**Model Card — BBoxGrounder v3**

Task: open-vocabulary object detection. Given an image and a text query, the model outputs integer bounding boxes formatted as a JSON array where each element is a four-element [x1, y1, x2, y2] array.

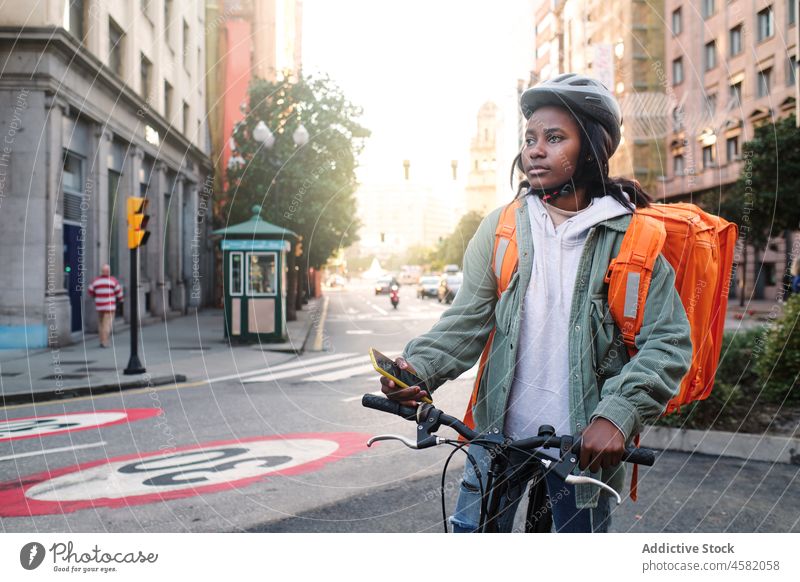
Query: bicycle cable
[[440, 441, 484, 533]]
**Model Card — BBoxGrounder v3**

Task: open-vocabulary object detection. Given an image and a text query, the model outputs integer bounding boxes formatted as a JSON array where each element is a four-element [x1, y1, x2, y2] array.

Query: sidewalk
[[0, 298, 324, 407], [723, 298, 784, 331]]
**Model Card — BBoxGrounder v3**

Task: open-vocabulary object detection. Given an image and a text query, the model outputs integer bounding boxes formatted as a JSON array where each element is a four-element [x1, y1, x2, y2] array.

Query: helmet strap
[[528, 182, 575, 203]]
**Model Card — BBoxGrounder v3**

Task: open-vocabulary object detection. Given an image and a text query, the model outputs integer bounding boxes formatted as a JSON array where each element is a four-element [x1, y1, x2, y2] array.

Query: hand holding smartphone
[[369, 348, 433, 404]]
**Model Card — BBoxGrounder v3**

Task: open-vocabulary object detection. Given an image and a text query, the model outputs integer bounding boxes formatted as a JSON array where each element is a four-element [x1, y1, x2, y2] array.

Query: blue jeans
[[449, 443, 612, 533]]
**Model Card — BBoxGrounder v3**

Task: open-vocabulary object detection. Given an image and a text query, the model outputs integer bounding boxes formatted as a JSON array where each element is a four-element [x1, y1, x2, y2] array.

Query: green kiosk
[[214, 205, 298, 343]]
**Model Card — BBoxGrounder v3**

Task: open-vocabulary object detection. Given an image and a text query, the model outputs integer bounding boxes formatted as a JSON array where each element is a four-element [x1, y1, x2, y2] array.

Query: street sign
[[0, 433, 370, 517], [0, 409, 161, 442]]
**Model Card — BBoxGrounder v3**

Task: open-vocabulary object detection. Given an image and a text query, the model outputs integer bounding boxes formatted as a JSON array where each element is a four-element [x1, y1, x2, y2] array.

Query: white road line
[[312, 364, 375, 382], [0, 441, 108, 462], [210, 353, 356, 383], [345, 330, 373, 335], [243, 354, 373, 383], [343, 390, 383, 402], [368, 302, 389, 315]]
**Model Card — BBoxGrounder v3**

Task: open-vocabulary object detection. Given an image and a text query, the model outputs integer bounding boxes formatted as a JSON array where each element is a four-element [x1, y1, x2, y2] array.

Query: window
[[757, 67, 772, 97], [183, 102, 190, 135], [247, 253, 277, 296], [672, 8, 682, 35], [702, 145, 716, 168], [673, 57, 684, 85], [672, 105, 685, 131], [64, 0, 85, 40], [729, 81, 742, 105], [789, 0, 797, 26], [673, 154, 685, 176], [729, 25, 743, 56], [140, 53, 152, 101], [704, 41, 717, 71], [705, 93, 717, 116], [726, 136, 740, 161], [109, 18, 124, 76], [62, 151, 84, 224], [183, 19, 190, 70], [757, 6, 774, 41], [164, 0, 173, 45], [164, 81, 173, 120], [229, 253, 243, 296], [702, 0, 715, 19], [788, 56, 797, 86]]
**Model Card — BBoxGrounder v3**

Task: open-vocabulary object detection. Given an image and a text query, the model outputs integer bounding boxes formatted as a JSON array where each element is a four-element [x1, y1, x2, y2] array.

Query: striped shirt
[[87, 276, 123, 312]]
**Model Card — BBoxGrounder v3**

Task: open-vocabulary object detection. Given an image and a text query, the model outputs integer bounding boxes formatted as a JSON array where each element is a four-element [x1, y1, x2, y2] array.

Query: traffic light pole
[[124, 246, 146, 375]]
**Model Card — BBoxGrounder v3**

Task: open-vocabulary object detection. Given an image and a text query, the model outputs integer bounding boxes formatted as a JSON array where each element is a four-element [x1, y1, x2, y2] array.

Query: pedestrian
[[87, 264, 124, 348], [379, 74, 692, 533]]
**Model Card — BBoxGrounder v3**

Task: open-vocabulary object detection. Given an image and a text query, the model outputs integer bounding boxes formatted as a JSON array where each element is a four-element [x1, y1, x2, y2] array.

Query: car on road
[[416, 275, 440, 299], [374, 276, 397, 295], [438, 273, 463, 304]]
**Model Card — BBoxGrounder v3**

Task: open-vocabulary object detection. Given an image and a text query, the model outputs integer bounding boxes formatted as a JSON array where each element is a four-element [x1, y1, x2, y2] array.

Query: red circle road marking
[[0, 409, 162, 442], [0, 433, 371, 517]]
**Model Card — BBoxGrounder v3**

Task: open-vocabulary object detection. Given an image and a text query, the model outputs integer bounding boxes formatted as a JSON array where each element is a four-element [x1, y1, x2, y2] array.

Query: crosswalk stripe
[[342, 390, 383, 403], [211, 353, 356, 383], [311, 351, 399, 382], [243, 354, 373, 383]]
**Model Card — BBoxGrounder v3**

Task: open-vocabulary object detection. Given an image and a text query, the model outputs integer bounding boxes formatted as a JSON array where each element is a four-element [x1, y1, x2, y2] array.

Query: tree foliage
[[435, 211, 484, 269], [223, 73, 370, 268], [716, 114, 800, 250]]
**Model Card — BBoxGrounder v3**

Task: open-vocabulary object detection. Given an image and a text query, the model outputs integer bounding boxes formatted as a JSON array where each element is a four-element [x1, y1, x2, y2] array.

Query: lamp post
[[247, 118, 309, 319]]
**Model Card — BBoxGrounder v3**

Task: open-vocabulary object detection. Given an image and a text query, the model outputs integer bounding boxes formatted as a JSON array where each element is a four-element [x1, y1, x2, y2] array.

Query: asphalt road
[[2, 282, 799, 533]]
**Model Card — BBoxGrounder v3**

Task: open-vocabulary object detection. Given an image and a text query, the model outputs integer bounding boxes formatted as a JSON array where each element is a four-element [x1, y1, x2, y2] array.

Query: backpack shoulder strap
[[492, 199, 522, 297], [605, 213, 667, 356]]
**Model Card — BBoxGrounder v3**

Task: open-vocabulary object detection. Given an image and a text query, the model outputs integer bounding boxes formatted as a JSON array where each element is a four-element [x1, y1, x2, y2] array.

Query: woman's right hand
[[379, 357, 429, 407]]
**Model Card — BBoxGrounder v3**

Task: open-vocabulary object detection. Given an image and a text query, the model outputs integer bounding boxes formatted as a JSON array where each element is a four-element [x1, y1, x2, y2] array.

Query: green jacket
[[403, 198, 693, 508]]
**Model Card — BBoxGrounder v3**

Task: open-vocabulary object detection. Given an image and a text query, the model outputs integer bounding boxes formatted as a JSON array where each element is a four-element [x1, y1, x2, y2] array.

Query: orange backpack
[[464, 198, 738, 499]]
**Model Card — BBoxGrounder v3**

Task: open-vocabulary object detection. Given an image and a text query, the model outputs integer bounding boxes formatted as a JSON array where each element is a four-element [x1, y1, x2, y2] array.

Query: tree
[[715, 114, 800, 301], [436, 211, 485, 268], [224, 73, 370, 271]]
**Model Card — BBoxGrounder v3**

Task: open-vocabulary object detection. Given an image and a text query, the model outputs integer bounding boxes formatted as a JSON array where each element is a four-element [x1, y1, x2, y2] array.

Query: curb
[[641, 425, 800, 466], [1, 374, 187, 407]]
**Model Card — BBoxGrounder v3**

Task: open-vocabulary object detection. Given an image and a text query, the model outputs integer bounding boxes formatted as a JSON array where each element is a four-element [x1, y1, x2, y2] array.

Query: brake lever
[[366, 434, 447, 449], [564, 475, 622, 504]]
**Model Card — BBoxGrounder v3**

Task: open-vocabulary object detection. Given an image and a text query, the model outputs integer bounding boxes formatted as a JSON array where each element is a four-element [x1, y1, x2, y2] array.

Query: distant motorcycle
[[390, 285, 400, 310]]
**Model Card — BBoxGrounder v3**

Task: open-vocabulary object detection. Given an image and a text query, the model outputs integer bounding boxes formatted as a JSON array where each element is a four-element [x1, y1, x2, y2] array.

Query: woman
[[379, 74, 693, 533]]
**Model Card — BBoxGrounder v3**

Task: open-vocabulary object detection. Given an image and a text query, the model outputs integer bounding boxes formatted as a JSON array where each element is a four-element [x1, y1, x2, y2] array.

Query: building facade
[[465, 102, 501, 216], [664, 0, 798, 298], [0, 0, 214, 348]]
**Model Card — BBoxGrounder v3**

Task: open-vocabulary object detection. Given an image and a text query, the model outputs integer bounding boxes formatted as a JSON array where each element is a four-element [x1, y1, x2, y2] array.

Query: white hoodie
[[504, 192, 633, 453]]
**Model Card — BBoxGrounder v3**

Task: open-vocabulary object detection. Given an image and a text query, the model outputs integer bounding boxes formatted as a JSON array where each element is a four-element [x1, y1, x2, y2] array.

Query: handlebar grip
[[361, 394, 418, 420], [622, 446, 656, 466]]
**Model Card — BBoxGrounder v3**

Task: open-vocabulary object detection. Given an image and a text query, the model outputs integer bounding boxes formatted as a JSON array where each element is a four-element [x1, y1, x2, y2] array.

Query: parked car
[[374, 276, 397, 295], [417, 275, 440, 299], [438, 273, 463, 304]]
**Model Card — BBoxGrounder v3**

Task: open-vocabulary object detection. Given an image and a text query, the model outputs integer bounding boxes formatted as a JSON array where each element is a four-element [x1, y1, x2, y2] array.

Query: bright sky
[[302, 0, 534, 186]]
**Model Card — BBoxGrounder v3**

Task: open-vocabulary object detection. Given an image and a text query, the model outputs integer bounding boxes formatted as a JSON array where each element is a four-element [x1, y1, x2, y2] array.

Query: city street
[[1, 282, 798, 533]]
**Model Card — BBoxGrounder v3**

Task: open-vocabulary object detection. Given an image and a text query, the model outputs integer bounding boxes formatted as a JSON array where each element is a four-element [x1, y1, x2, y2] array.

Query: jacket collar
[[517, 195, 633, 233]]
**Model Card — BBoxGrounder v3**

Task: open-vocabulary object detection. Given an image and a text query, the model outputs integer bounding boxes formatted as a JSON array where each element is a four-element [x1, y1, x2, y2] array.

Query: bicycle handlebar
[[362, 394, 655, 466]]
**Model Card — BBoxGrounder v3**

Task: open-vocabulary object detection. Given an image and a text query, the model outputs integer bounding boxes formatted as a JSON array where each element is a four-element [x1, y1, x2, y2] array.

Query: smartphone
[[369, 348, 432, 404]]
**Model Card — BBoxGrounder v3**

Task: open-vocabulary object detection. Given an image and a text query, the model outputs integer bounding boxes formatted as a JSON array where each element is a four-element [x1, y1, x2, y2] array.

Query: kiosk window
[[230, 252, 243, 296], [247, 252, 277, 296]]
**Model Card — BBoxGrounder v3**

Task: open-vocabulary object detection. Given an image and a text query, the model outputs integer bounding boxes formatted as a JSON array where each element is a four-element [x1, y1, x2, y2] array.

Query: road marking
[[0, 433, 369, 517], [368, 302, 389, 316], [0, 441, 108, 462], [342, 390, 383, 403], [242, 354, 373, 383], [345, 330, 373, 335], [210, 352, 355, 383], [0, 409, 161, 442]]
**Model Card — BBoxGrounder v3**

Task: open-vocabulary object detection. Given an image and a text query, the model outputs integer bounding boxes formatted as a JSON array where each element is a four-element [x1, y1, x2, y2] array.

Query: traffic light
[[127, 197, 150, 249]]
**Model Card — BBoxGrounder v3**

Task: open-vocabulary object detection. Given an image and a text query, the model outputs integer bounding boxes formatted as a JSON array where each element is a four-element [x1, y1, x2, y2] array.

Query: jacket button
[[575, 325, 580, 331]]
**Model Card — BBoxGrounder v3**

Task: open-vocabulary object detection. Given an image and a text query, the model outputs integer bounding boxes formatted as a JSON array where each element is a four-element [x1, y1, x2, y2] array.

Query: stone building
[[0, 0, 213, 348]]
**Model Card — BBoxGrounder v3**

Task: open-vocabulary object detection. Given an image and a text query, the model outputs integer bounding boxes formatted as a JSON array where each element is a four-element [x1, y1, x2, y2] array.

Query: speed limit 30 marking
[[0, 409, 162, 442], [0, 433, 370, 517]]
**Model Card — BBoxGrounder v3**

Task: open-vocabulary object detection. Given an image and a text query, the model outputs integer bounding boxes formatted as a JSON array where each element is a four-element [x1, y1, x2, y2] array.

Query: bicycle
[[361, 394, 656, 533]]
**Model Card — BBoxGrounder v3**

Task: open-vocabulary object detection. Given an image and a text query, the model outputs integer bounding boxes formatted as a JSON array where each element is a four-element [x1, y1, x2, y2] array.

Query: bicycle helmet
[[520, 73, 623, 156]]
